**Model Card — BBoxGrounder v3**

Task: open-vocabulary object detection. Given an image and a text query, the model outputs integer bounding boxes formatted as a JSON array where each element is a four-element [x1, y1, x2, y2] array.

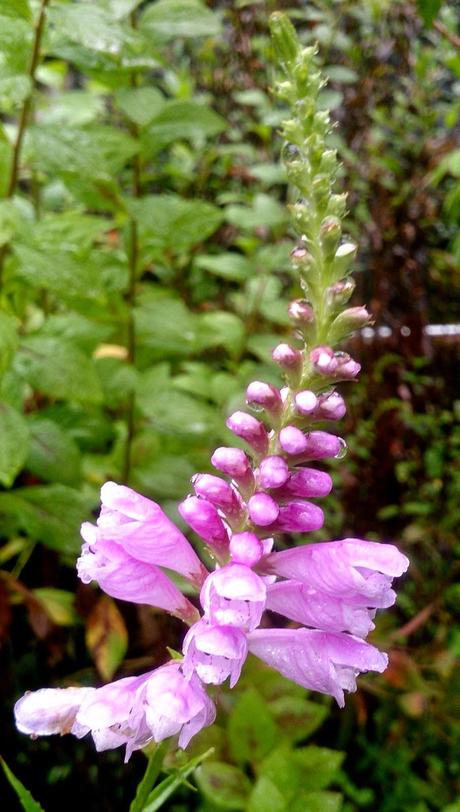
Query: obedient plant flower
[[14, 13, 410, 762]]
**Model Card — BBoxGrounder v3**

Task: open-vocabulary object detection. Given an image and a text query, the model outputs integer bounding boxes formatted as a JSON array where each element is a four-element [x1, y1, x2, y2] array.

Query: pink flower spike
[[295, 390, 318, 414], [141, 662, 216, 749], [266, 580, 376, 638], [94, 482, 206, 587], [229, 531, 264, 566], [201, 563, 267, 631], [226, 411, 269, 455], [265, 538, 409, 608], [264, 500, 324, 533], [182, 620, 248, 687], [77, 531, 199, 624], [258, 456, 290, 489], [248, 493, 280, 526], [274, 467, 333, 498], [246, 381, 282, 413], [248, 628, 388, 706], [178, 496, 229, 552], [15, 686, 95, 737], [192, 474, 242, 516]]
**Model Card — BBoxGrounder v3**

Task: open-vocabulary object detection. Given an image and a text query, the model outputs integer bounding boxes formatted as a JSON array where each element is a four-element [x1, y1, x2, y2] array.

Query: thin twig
[[434, 20, 460, 50]]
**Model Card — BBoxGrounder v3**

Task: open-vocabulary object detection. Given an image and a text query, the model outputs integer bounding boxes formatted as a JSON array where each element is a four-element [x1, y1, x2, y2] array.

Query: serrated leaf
[[27, 124, 138, 178], [13, 243, 106, 299], [26, 418, 82, 486], [115, 87, 165, 127], [49, 4, 129, 54], [145, 100, 226, 148], [16, 337, 103, 403], [194, 252, 252, 281], [141, 389, 220, 437], [197, 311, 246, 358], [248, 777, 287, 812], [225, 193, 287, 230], [39, 90, 105, 126], [1, 759, 44, 812], [195, 761, 251, 810], [128, 194, 223, 255], [268, 696, 328, 743], [293, 746, 345, 791], [33, 588, 77, 626], [0, 485, 93, 554], [0, 311, 18, 377], [141, 0, 221, 39], [135, 296, 198, 357], [228, 688, 278, 766], [86, 595, 128, 681], [0, 402, 29, 487]]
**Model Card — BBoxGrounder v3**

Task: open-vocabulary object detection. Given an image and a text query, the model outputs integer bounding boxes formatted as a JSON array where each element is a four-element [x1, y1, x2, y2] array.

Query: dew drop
[[282, 143, 301, 163], [335, 437, 348, 459]]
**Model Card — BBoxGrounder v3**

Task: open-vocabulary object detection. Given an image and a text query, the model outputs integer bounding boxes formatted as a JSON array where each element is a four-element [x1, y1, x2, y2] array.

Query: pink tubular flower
[[192, 474, 242, 516], [178, 496, 229, 552], [15, 686, 95, 737], [279, 427, 342, 459], [265, 579, 376, 638], [312, 391, 347, 421], [248, 628, 388, 707], [248, 492, 280, 526], [264, 500, 324, 533], [87, 481, 206, 587], [182, 620, 248, 687], [140, 663, 216, 749], [201, 563, 267, 631], [295, 390, 318, 414], [258, 455, 290, 488], [78, 526, 199, 624], [264, 538, 410, 608]]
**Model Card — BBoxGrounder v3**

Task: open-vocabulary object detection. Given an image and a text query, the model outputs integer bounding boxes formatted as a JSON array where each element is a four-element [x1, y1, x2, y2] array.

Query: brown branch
[[434, 20, 460, 50]]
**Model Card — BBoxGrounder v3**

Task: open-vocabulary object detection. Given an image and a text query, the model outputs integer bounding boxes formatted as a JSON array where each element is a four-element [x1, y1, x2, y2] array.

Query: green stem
[[129, 742, 169, 812], [0, 0, 50, 286]]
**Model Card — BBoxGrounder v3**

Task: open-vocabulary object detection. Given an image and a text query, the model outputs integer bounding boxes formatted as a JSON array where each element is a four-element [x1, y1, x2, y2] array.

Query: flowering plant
[[14, 10, 409, 800]]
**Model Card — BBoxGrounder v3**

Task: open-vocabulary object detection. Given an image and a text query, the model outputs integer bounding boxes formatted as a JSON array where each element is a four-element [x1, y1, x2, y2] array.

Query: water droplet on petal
[[282, 143, 301, 163], [335, 437, 348, 459]]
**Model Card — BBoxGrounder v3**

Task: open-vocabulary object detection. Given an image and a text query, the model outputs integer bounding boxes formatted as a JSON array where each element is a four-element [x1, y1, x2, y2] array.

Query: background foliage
[[0, 1, 459, 810]]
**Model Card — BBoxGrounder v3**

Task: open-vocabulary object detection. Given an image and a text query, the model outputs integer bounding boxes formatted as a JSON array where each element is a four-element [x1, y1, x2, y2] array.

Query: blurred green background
[[0, 1, 459, 810]]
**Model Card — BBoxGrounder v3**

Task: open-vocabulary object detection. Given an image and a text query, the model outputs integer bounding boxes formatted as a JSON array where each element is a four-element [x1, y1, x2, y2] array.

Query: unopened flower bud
[[290, 247, 315, 274], [313, 391, 346, 421], [333, 351, 361, 379], [226, 412, 269, 455], [279, 426, 309, 455], [248, 493, 280, 527], [192, 474, 241, 515], [211, 447, 251, 478], [274, 467, 333, 498], [178, 497, 229, 551], [330, 306, 372, 340], [320, 216, 341, 255], [295, 390, 318, 414], [258, 456, 290, 489], [272, 343, 302, 370], [327, 278, 356, 307], [288, 299, 315, 324], [269, 12, 299, 72], [280, 426, 342, 459], [230, 532, 264, 567], [332, 242, 357, 277], [246, 381, 282, 414], [265, 500, 324, 533], [310, 346, 337, 375]]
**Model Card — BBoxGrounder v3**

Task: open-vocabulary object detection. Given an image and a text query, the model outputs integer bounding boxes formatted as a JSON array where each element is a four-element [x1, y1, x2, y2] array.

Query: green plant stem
[[0, 0, 50, 286], [121, 12, 142, 485], [129, 742, 169, 812]]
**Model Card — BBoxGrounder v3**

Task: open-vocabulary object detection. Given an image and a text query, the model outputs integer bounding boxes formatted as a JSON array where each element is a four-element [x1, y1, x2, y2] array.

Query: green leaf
[[0, 0, 31, 20], [115, 87, 165, 128], [143, 748, 214, 812], [13, 243, 106, 299], [0, 484, 93, 554], [33, 588, 78, 626], [0, 759, 44, 812], [49, 4, 129, 54], [145, 101, 226, 148], [139, 388, 220, 437], [16, 337, 103, 403], [129, 195, 223, 256], [135, 296, 198, 357], [26, 418, 83, 486], [0, 402, 29, 487], [141, 0, 221, 40], [39, 90, 105, 126], [197, 311, 246, 358], [228, 688, 278, 766], [268, 696, 328, 743], [416, 0, 442, 25], [225, 193, 287, 230], [291, 791, 343, 812], [27, 124, 138, 178], [129, 742, 169, 812], [0, 199, 21, 247], [106, 0, 145, 18], [0, 74, 32, 112], [0, 311, 18, 377], [194, 252, 252, 282], [195, 761, 251, 810], [293, 746, 345, 791], [248, 777, 287, 812]]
